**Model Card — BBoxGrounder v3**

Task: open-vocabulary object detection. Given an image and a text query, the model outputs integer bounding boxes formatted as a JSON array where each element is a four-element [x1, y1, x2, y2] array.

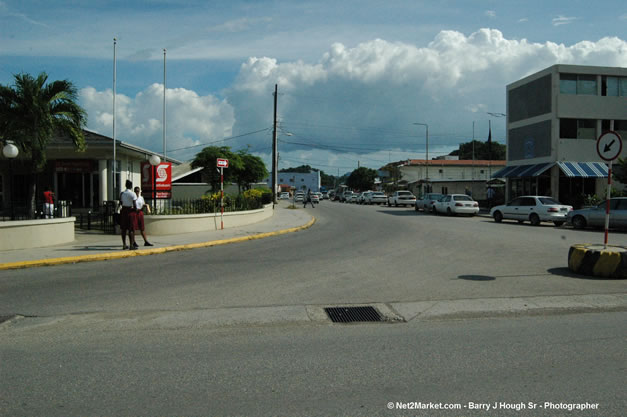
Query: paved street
[[1, 201, 626, 416]]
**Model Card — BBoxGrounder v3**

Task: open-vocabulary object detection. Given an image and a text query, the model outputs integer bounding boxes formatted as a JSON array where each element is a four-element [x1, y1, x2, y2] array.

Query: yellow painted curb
[[568, 243, 627, 279], [0, 216, 316, 271]]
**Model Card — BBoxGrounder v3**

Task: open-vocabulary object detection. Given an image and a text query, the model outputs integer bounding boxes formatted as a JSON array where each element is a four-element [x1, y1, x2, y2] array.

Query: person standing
[[134, 187, 153, 247], [43, 187, 55, 218], [304, 189, 315, 208], [119, 180, 138, 250]]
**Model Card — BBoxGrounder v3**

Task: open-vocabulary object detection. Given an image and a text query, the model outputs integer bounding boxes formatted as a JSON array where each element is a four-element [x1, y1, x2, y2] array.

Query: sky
[[1, 0, 626, 175]]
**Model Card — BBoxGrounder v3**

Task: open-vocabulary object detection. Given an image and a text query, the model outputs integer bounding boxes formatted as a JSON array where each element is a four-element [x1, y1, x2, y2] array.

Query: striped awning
[[492, 163, 554, 178], [557, 162, 608, 178]]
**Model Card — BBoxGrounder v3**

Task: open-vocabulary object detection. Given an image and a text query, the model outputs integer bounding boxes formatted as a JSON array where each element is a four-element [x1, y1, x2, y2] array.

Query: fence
[[0, 200, 72, 221]]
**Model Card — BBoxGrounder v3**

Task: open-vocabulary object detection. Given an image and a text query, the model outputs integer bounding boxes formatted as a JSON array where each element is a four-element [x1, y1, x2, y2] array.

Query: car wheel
[[493, 211, 503, 223], [415, 205, 419, 212], [553, 221, 564, 227], [572, 215, 587, 230], [530, 213, 541, 226]]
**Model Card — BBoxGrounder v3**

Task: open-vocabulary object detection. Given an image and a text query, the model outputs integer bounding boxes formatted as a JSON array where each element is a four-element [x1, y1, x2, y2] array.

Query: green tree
[[613, 157, 627, 185], [191, 146, 243, 191], [233, 149, 268, 192], [454, 140, 506, 160], [0, 72, 86, 218], [347, 167, 377, 191], [320, 170, 336, 188]]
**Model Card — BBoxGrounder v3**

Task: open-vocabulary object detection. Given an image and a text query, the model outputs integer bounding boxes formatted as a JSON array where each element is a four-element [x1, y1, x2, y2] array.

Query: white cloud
[[485, 10, 496, 18], [80, 85, 235, 160], [223, 29, 627, 170], [552, 16, 577, 26], [518, 18, 528, 23]]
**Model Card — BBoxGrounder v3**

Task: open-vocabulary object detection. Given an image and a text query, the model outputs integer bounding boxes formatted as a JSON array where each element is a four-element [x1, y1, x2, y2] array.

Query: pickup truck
[[388, 190, 417, 207]]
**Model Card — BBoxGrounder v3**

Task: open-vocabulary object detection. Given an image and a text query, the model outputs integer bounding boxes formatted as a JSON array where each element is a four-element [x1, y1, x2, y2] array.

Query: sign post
[[217, 158, 229, 230], [596, 131, 623, 247]]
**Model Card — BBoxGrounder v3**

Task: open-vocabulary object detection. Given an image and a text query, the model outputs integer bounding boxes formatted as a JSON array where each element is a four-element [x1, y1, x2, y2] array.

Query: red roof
[[405, 159, 506, 167]]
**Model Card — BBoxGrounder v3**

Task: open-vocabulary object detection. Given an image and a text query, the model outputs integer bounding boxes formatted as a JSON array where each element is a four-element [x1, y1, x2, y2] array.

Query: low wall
[[0, 217, 76, 250], [144, 203, 274, 236]]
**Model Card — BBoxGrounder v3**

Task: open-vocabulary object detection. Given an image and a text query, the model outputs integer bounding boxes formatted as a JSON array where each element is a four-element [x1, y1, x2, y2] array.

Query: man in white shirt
[[119, 180, 138, 250], [134, 187, 153, 246]]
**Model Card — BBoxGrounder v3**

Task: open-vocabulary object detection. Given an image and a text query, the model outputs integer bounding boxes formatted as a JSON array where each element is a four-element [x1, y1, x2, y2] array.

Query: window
[[560, 73, 597, 95], [560, 118, 595, 139], [602, 76, 627, 96], [441, 187, 448, 194]]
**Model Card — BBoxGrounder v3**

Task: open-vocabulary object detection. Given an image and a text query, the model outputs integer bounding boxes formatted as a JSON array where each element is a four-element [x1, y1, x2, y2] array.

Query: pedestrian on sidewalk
[[134, 187, 153, 247], [304, 189, 315, 208], [119, 180, 139, 250], [43, 186, 55, 218]]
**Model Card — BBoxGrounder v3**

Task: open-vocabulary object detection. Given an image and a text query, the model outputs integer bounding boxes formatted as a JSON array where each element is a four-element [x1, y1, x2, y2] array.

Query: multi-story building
[[496, 64, 627, 206], [265, 170, 321, 193]]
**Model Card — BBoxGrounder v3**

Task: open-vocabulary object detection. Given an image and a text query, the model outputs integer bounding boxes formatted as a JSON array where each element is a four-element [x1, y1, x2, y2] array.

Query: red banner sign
[[141, 161, 172, 192]]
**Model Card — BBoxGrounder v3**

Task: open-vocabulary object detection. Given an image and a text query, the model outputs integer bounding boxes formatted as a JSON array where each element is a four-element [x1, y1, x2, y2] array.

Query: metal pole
[[113, 38, 117, 200], [153, 165, 156, 215], [604, 161, 612, 247], [220, 167, 224, 230], [163, 48, 167, 161], [272, 84, 278, 205]]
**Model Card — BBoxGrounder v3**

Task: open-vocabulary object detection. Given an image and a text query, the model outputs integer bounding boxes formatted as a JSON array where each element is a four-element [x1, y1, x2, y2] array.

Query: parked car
[[567, 197, 627, 229], [349, 193, 360, 203], [433, 194, 479, 216], [340, 191, 353, 202], [415, 193, 444, 212], [388, 191, 416, 207], [321, 191, 329, 200], [358, 191, 372, 204], [490, 196, 573, 226], [279, 192, 290, 200], [294, 192, 305, 202], [310, 193, 320, 204], [366, 192, 387, 205]]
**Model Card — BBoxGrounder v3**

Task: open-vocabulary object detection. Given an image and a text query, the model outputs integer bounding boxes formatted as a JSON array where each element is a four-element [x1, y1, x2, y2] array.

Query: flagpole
[[163, 48, 167, 161], [113, 37, 117, 200]]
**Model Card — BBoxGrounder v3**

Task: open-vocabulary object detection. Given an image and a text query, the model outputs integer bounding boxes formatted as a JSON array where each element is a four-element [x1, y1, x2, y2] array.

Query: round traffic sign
[[596, 131, 623, 162]]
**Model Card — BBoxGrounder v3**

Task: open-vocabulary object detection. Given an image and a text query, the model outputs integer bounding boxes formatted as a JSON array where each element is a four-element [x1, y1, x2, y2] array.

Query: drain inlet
[[324, 306, 383, 323]]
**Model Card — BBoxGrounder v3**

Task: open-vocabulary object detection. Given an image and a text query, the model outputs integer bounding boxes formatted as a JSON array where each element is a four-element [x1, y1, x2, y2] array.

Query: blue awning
[[492, 163, 554, 178], [557, 162, 608, 178]]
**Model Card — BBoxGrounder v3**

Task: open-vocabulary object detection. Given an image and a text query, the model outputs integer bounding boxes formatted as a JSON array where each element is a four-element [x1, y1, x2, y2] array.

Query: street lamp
[[3, 142, 19, 220], [149, 154, 161, 214], [413, 122, 429, 193]]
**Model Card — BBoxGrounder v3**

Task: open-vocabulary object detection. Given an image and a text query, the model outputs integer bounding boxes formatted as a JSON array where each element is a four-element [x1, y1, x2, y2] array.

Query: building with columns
[[1, 129, 179, 215]]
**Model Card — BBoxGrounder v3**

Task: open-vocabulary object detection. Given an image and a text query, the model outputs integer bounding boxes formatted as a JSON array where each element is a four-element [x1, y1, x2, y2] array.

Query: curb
[[0, 217, 316, 271], [568, 244, 627, 279]]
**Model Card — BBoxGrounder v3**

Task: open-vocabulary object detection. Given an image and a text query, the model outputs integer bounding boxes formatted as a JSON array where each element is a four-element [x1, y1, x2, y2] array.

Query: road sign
[[596, 131, 622, 162], [217, 158, 229, 168]]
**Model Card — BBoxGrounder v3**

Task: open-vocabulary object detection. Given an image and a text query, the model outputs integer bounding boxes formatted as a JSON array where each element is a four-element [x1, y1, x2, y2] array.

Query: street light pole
[[414, 122, 429, 193], [149, 154, 161, 214], [3, 142, 19, 220], [272, 84, 278, 205]]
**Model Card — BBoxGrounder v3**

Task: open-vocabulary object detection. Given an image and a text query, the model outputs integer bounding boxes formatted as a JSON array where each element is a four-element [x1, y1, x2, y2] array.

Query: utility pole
[[272, 84, 278, 205]]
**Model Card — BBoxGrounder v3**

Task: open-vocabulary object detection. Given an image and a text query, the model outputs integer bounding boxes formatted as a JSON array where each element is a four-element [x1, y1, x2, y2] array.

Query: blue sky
[[1, 0, 626, 172]]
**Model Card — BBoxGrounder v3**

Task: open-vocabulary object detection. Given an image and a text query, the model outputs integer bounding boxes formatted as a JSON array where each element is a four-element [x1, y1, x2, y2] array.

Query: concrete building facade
[[497, 64, 627, 207]]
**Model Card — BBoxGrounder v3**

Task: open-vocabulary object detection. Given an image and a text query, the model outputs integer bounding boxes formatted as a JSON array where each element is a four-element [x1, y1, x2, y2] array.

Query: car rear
[[451, 195, 479, 215]]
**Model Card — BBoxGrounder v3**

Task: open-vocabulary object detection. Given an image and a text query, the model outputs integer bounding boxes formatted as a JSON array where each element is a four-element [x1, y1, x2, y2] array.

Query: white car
[[366, 192, 387, 205], [434, 194, 479, 216], [294, 192, 305, 202], [279, 192, 290, 200], [415, 193, 444, 212], [388, 191, 416, 207], [490, 196, 573, 226], [358, 191, 372, 204]]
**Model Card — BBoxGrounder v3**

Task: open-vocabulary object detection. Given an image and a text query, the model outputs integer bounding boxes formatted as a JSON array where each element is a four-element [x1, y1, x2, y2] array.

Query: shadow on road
[[376, 210, 422, 217], [458, 275, 496, 281]]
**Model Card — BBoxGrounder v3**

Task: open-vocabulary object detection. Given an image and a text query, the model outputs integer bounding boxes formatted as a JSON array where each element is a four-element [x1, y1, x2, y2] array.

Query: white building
[[496, 64, 627, 206], [396, 159, 506, 200], [265, 171, 321, 193]]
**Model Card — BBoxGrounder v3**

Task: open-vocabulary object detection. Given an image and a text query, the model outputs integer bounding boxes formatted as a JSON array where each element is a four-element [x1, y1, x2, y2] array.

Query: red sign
[[141, 161, 172, 191], [217, 158, 229, 168]]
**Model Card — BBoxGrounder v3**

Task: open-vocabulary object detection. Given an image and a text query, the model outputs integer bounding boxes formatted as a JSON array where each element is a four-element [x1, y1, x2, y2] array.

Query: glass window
[[560, 74, 577, 94], [508, 198, 523, 206], [616, 199, 627, 210], [539, 197, 560, 205], [522, 197, 536, 206], [577, 119, 596, 139], [621, 78, 627, 97], [453, 195, 472, 201], [604, 76, 619, 96], [577, 75, 597, 95], [560, 119, 577, 138]]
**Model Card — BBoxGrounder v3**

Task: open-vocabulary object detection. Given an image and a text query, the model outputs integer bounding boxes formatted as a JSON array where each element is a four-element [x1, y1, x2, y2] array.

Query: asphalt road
[[1, 202, 626, 416], [0, 201, 626, 316], [2, 312, 625, 416]]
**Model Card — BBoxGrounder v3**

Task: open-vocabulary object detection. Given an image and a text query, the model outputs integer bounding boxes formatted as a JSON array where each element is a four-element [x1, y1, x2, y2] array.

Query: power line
[[167, 127, 271, 153]]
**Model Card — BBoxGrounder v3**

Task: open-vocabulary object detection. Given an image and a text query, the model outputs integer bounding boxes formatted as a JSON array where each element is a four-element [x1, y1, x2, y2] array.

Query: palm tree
[[0, 72, 86, 218]]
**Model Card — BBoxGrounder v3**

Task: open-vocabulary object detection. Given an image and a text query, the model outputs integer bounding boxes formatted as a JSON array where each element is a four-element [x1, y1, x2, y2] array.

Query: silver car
[[567, 197, 627, 229], [415, 193, 444, 212]]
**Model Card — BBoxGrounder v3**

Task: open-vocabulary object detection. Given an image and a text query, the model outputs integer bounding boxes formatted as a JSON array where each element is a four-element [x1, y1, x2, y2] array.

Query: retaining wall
[[0, 217, 76, 250]]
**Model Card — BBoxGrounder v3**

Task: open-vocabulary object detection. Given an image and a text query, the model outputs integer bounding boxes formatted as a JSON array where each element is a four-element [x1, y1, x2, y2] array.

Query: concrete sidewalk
[[0, 202, 314, 270]]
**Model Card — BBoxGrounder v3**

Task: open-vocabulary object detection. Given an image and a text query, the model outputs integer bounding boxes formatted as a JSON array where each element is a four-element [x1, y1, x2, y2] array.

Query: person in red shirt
[[43, 187, 55, 218]]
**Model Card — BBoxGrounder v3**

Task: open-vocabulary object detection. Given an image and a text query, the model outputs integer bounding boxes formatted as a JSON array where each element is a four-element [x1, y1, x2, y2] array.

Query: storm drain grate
[[0, 315, 15, 324], [324, 306, 383, 323]]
